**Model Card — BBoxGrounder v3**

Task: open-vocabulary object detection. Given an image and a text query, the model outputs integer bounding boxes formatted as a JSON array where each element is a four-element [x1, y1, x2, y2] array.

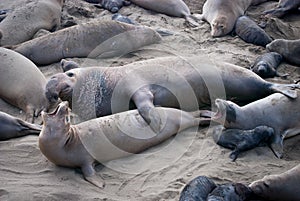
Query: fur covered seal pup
[[264, 0, 300, 18], [0, 0, 63, 46], [39, 101, 210, 188]]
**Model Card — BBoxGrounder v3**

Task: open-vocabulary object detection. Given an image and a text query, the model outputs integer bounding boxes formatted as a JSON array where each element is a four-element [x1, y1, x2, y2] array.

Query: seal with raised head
[[212, 125, 274, 161], [45, 56, 300, 131], [250, 52, 284, 78], [212, 92, 300, 158], [250, 164, 300, 201], [0, 47, 50, 123], [266, 39, 300, 66], [13, 20, 161, 66], [39, 101, 210, 188], [0, 111, 41, 140], [197, 0, 268, 37], [0, 0, 63, 46], [264, 0, 300, 18]]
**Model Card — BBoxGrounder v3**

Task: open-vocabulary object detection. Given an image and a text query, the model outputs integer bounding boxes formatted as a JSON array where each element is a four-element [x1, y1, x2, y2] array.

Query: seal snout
[[212, 99, 226, 120]]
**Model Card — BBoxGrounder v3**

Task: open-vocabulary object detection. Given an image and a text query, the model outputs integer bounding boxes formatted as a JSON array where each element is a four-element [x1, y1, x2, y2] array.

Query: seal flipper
[[269, 83, 299, 99], [269, 139, 284, 159], [17, 118, 42, 135], [81, 163, 105, 188], [185, 15, 200, 27]]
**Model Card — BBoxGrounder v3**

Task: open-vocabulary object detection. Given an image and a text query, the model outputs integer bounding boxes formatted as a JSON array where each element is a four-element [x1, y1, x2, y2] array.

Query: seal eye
[[66, 72, 74, 77]]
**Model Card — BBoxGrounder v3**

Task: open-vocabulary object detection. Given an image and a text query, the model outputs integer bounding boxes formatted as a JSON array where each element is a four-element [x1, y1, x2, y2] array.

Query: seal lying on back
[[212, 125, 274, 161], [266, 39, 300, 66], [13, 20, 162, 65], [0, 0, 63, 46], [45, 56, 300, 130], [0, 47, 50, 123], [39, 101, 210, 188], [0, 111, 41, 140], [250, 52, 284, 78], [250, 164, 300, 201], [212, 92, 300, 158], [264, 0, 300, 18]]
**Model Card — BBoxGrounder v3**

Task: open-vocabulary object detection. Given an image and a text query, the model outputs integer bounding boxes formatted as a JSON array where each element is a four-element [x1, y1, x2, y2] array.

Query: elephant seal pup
[[0, 47, 50, 123], [208, 183, 252, 201], [13, 20, 162, 65], [212, 92, 300, 158], [39, 101, 210, 188], [0, 0, 63, 46], [85, 0, 131, 13], [235, 15, 272, 47], [250, 52, 284, 78], [212, 125, 274, 161], [266, 39, 300, 66], [250, 164, 300, 201], [130, 0, 199, 27], [264, 0, 300, 18], [45, 56, 300, 129], [197, 0, 268, 37], [0, 111, 41, 140]]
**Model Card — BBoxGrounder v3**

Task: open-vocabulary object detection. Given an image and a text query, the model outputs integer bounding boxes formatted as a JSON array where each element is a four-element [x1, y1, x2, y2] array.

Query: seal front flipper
[[269, 136, 284, 159], [185, 15, 200, 27], [82, 163, 105, 188]]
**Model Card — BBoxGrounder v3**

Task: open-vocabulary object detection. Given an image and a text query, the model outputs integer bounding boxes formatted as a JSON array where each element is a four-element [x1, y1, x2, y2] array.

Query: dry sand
[[0, 0, 299, 200]]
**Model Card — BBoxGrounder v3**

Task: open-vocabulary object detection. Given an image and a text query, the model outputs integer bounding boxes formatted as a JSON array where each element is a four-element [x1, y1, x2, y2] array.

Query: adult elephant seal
[[0, 0, 63, 46], [45, 56, 300, 131], [250, 164, 300, 201], [0, 111, 41, 140], [39, 101, 210, 188], [198, 0, 268, 37], [266, 39, 300, 66], [212, 92, 300, 158], [130, 0, 199, 27], [212, 125, 274, 161], [13, 20, 162, 65], [250, 52, 284, 78], [0, 47, 50, 123], [264, 0, 300, 18]]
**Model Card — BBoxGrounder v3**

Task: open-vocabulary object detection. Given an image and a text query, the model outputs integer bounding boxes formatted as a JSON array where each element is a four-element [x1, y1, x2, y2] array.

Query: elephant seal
[[112, 13, 135, 25], [0, 47, 50, 123], [250, 52, 284, 78], [13, 20, 162, 65], [0, 111, 41, 140], [130, 0, 199, 27], [212, 92, 300, 158], [212, 125, 274, 161], [235, 15, 272, 47], [85, 0, 131, 13], [45, 56, 300, 130], [60, 59, 80, 72], [264, 0, 300, 18], [250, 164, 300, 201], [197, 0, 268, 37], [39, 101, 210, 188], [208, 183, 252, 201], [0, 0, 63, 46], [266, 39, 300, 66]]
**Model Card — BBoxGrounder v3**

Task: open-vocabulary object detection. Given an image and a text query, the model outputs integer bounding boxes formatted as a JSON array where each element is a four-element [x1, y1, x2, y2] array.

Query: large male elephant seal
[[39, 101, 210, 188], [264, 0, 300, 18], [198, 0, 268, 37], [45, 56, 300, 131], [0, 111, 41, 140], [0, 47, 50, 122], [0, 0, 63, 46], [250, 164, 300, 201], [266, 39, 300, 66], [13, 20, 162, 65], [212, 92, 300, 158]]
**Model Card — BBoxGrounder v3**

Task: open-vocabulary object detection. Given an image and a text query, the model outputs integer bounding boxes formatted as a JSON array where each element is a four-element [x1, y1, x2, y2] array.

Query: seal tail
[[269, 83, 299, 99]]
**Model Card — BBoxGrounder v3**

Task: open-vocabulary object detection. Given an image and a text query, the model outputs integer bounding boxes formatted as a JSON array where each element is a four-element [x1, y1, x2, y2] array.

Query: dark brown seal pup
[[39, 101, 210, 188], [266, 39, 300, 66], [250, 52, 284, 78], [13, 20, 162, 65], [235, 15, 272, 47], [0, 0, 63, 46], [264, 0, 300, 18], [85, 0, 131, 13], [212, 92, 300, 158], [212, 125, 274, 161], [250, 164, 300, 201], [208, 183, 252, 201]]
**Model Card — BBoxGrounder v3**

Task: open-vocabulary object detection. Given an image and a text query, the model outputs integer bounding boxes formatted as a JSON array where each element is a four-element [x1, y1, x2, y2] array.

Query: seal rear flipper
[[17, 119, 42, 135], [269, 83, 298, 99], [82, 164, 105, 188], [185, 15, 200, 27]]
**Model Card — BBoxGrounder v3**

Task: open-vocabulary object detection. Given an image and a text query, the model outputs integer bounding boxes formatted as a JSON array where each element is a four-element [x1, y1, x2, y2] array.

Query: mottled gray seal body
[[0, 111, 41, 140], [235, 15, 272, 47], [13, 20, 162, 65], [212, 125, 274, 161], [264, 0, 300, 18], [39, 101, 210, 188], [0, 0, 63, 46], [251, 52, 283, 78], [266, 39, 300, 66], [250, 164, 300, 201], [212, 92, 300, 158], [0, 47, 49, 122]]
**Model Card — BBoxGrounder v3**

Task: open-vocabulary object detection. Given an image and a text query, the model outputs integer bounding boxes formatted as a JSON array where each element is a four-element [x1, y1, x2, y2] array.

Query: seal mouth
[[211, 99, 226, 122], [47, 101, 69, 116]]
